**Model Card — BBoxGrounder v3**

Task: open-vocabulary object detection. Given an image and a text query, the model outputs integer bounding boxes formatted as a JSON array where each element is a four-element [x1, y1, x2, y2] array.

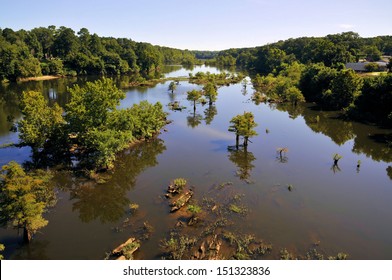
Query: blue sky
[[1, 0, 391, 50]]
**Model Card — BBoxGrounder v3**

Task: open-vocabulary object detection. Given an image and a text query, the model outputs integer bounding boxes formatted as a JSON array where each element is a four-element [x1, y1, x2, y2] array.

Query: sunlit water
[[0, 66, 391, 259]]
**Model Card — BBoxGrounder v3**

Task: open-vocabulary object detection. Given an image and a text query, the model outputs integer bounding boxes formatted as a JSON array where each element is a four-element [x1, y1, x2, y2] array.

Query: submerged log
[[170, 190, 193, 212], [111, 237, 140, 259], [192, 234, 222, 260], [167, 184, 182, 195]]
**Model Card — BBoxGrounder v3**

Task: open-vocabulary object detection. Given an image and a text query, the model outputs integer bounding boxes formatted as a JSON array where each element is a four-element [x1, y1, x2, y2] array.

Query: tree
[[187, 89, 202, 112], [65, 78, 167, 170], [66, 78, 125, 135], [324, 69, 363, 109], [364, 62, 380, 72], [0, 243, 4, 259], [203, 82, 218, 105], [168, 81, 177, 93], [229, 112, 258, 148], [18, 90, 64, 151], [0, 161, 55, 243], [286, 86, 305, 105]]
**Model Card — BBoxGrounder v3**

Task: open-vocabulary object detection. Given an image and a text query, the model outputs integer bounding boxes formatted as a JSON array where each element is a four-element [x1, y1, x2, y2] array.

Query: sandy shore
[[19, 75, 62, 82]]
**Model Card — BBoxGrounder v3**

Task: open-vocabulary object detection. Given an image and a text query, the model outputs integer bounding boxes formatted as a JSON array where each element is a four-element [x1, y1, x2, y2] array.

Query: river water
[[0, 66, 391, 259]]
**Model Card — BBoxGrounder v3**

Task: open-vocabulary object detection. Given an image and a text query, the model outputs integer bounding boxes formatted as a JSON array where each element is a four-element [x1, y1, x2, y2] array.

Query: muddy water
[[0, 66, 391, 259]]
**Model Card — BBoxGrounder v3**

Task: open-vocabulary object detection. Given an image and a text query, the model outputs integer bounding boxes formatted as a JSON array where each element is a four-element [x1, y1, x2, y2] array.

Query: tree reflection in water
[[204, 105, 217, 125], [187, 111, 203, 128], [70, 139, 166, 223], [228, 146, 256, 183]]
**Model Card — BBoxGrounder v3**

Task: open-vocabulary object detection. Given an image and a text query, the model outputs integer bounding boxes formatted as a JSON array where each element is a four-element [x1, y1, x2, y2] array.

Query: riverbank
[[18, 75, 62, 82]]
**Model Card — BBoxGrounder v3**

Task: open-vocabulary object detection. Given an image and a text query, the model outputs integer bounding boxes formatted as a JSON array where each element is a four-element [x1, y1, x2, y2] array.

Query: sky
[[1, 0, 391, 51]]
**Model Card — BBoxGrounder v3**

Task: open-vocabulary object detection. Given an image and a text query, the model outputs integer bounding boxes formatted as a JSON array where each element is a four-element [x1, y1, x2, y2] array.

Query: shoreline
[[18, 75, 62, 82]]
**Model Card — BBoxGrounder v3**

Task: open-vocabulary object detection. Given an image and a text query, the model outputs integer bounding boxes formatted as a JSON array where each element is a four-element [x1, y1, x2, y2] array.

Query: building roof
[[345, 61, 388, 71]]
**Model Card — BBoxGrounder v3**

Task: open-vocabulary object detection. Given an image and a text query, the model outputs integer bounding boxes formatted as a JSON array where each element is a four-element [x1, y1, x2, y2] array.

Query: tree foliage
[[187, 89, 202, 111], [0, 26, 197, 81], [203, 82, 218, 105], [229, 112, 258, 147], [17, 78, 167, 170], [18, 90, 64, 150], [0, 161, 55, 242]]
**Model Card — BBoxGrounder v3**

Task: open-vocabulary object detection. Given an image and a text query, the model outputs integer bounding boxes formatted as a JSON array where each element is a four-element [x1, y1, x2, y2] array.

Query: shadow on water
[[68, 139, 166, 224]]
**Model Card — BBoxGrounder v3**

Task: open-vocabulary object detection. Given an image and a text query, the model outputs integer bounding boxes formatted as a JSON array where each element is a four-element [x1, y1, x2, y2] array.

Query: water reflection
[[228, 146, 256, 183], [387, 166, 392, 180], [12, 240, 50, 260], [187, 111, 203, 128], [0, 89, 20, 136], [204, 105, 217, 125], [70, 139, 166, 223]]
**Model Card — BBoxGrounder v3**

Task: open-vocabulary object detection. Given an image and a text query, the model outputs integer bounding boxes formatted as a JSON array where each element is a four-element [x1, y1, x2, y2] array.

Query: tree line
[[0, 26, 198, 82], [204, 32, 392, 126]]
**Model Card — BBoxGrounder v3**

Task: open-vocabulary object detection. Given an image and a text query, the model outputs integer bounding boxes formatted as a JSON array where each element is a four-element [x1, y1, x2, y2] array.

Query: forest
[[204, 32, 392, 126], [0, 26, 197, 82]]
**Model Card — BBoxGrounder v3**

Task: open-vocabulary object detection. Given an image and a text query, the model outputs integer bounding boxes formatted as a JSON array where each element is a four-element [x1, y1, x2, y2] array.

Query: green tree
[[203, 82, 218, 105], [0, 161, 55, 243], [66, 78, 166, 169], [286, 86, 305, 105], [364, 62, 379, 72], [323, 69, 363, 109], [187, 89, 202, 112], [0, 243, 4, 259], [229, 112, 258, 148], [18, 91, 64, 150], [168, 81, 177, 93], [66, 78, 125, 135]]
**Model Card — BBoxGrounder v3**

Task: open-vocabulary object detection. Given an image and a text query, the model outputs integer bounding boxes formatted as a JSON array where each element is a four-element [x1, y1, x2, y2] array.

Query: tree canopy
[[0, 26, 198, 81], [0, 161, 55, 242], [18, 78, 167, 170]]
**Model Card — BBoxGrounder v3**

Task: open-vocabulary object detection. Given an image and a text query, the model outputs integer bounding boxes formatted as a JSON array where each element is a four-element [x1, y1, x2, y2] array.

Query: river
[[0, 65, 391, 259]]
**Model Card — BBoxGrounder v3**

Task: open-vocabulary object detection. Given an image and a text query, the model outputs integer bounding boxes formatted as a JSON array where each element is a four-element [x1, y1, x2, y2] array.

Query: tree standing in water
[[168, 81, 177, 93], [187, 89, 202, 112], [229, 112, 258, 149], [203, 82, 217, 105], [0, 161, 55, 243]]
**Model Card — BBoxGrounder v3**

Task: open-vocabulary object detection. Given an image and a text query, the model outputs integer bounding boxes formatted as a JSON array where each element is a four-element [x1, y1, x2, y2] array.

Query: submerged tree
[[203, 82, 218, 105], [0, 161, 55, 243], [168, 81, 177, 93], [18, 90, 65, 151], [187, 89, 202, 112], [228, 112, 258, 148]]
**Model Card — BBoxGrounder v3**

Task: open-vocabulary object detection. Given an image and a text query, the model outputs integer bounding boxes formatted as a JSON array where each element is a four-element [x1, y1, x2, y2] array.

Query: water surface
[[0, 66, 391, 259]]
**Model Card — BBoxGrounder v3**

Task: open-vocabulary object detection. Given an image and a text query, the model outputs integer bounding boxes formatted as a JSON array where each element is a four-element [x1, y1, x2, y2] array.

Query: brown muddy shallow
[[0, 66, 391, 259]]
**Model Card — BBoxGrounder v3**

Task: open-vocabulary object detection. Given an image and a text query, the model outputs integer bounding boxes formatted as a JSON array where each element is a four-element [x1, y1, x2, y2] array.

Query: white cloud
[[339, 24, 355, 29]]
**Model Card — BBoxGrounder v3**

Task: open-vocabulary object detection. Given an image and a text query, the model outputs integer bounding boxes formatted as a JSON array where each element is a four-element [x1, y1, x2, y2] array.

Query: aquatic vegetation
[[280, 248, 295, 260], [173, 178, 187, 188], [287, 184, 293, 191], [228, 204, 247, 214], [129, 203, 139, 213], [187, 204, 202, 214], [161, 232, 197, 260], [110, 237, 140, 260], [333, 153, 343, 165]]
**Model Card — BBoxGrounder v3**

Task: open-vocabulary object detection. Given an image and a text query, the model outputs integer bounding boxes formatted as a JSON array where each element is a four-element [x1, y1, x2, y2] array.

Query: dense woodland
[[203, 32, 392, 126], [0, 26, 197, 82]]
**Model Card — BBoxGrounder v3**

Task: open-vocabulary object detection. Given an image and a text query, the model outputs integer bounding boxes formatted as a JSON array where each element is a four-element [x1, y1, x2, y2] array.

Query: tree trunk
[[244, 137, 248, 147], [235, 134, 239, 149], [23, 227, 32, 244]]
